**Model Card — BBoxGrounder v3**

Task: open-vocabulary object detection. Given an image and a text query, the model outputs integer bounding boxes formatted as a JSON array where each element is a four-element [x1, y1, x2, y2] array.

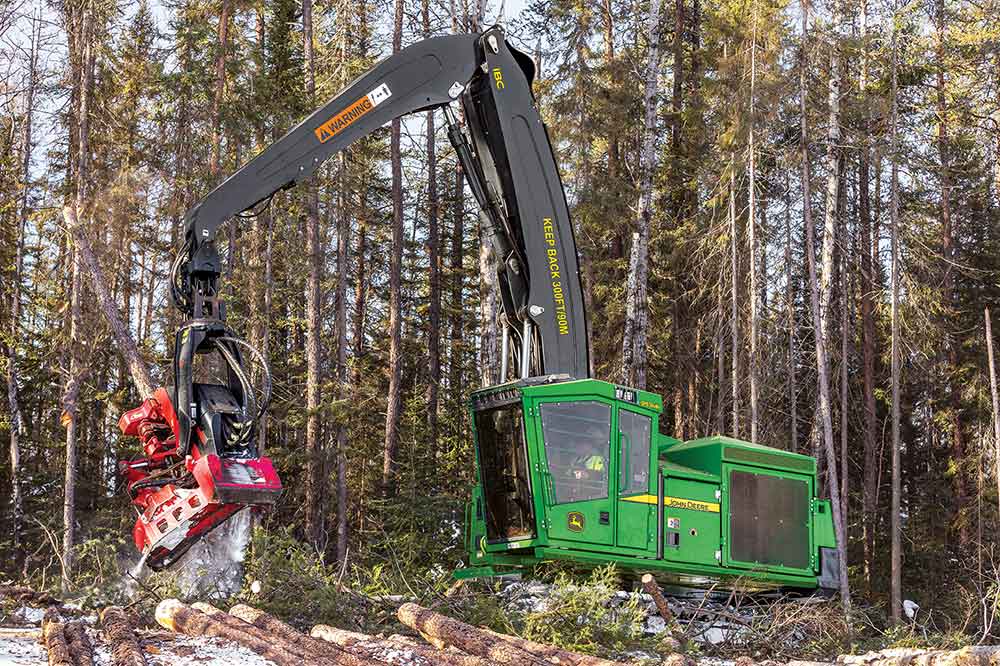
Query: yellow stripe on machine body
[[621, 494, 720, 513]]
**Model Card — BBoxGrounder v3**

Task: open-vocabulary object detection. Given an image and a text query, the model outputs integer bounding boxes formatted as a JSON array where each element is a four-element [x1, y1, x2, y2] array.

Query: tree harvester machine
[[117, 27, 839, 592]]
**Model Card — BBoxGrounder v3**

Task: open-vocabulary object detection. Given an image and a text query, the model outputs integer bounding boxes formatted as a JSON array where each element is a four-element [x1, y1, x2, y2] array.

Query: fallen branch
[[64, 621, 95, 666], [480, 628, 629, 666], [0, 585, 60, 606], [100, 606, 147, 666], [397, 603, 554, 666], [225, 604, 374, 666], [41, 609, 73, 666], [312, 623, 494, 666], [157, 599, 345, 666], [641, 574, 675, 624]]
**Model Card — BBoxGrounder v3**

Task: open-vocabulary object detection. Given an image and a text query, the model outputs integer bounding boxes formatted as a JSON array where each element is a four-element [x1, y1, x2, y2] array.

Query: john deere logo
[[567, 512, 585, 532]]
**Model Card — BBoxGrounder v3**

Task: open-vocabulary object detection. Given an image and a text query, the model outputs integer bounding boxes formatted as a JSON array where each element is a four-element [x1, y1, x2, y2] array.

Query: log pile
[[40, 608, 94, 666], [11, 587, 1000, 666]]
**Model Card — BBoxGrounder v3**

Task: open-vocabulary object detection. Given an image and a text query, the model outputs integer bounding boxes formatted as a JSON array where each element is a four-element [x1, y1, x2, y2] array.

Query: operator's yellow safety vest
[[584, 455, 605, 472]]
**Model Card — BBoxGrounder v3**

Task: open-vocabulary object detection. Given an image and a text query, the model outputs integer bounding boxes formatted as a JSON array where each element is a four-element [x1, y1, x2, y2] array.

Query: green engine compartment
[[458, 377, 838, 591]]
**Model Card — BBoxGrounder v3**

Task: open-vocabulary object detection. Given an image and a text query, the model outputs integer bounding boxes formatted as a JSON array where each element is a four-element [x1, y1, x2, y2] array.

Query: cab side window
[[540, 401, 611, 503], [619, 410, 651, 496]]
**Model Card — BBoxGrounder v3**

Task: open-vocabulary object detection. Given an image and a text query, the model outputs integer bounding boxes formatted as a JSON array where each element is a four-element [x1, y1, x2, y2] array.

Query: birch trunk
[[383, 0, 405, 495], [889, 23, 903, 624], [621, 0, 665, 389], [63, 3, 95, 591], [8, 10, 39, 563], [985, 309, 1000, 523], [802, 0, 850, 609], [858, 0, 878, 596]]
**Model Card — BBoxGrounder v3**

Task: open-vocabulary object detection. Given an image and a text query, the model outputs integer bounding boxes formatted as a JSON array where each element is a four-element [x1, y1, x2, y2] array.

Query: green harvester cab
[[458, 376, 840, 592]]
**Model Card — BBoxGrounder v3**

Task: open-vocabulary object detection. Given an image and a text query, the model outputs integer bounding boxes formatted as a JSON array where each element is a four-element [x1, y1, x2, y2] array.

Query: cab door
[[615, 408, 654, 551], [537, 399, 615, 547]]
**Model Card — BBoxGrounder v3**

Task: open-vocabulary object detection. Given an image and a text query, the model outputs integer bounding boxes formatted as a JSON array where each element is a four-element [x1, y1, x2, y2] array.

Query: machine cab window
[[539, 401, 612, 503], [618, 410, 651, 496], [474, 403, 536, 543]]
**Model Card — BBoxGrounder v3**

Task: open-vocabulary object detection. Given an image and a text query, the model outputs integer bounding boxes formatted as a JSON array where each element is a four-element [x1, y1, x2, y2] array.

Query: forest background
[[3, 0, 1000, 638]]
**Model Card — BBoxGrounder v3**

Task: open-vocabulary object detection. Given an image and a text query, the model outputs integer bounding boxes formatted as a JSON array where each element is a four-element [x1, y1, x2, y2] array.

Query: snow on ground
[[0, 629, 45, 666], [0, 626, 276, 666]]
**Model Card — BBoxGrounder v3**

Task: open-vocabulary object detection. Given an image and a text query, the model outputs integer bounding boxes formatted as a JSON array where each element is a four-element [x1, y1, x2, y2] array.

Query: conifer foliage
[[2, 0, 1000, 626]]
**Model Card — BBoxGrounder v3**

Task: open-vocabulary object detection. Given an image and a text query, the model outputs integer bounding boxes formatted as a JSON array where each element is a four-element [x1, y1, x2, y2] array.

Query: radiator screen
[[729, 470, 810, 570]]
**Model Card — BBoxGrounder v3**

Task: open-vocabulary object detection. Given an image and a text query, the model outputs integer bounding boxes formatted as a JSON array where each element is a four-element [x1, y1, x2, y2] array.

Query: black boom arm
[[172, 27, 589, 392]]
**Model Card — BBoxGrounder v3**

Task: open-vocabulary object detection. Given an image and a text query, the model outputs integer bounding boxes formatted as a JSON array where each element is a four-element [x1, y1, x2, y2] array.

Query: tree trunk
[[935, 0, 965, 545], [985, 309, 1000, 523], [63, 207, 156, 398], [858, 0, 878, 597], [424, 0, 441, 456], [747, 11, 759, 444], [621, 0, 665, 389], [352, 200, 368, 388], [730, 165, 740, 437], [63, 2, 95, 591], [785, 172, 798, 451], [840, 253, 850, 523], [209, 0, 232, 179], [383, 0, 405, 496], [302, 0, 326, 554], [889, 23, 903, 624], [8, 10, 39, 565], [802, 0, 849, 609]]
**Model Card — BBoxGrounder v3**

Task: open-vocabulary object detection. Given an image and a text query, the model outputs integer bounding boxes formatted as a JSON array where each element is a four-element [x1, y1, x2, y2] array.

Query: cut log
[[100, 606, 147, 666], [157, 599, 350, 666], [226, 604, 374, 666], [838, 646, 1000, 666], [481, 628, 627, 666], [191, 602, 336, 664], [661, 655, 696, 666], [0, 585, 60, 605], [397, 603, 561, 666], [64, 621, 95, 666], [41, 609, 72, 666], [311, 624, 494, 666]]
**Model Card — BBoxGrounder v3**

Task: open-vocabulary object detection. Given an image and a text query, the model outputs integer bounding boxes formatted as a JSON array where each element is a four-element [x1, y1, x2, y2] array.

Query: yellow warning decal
[[314, 83, 392, 143], [622, 495, 720, 513]]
